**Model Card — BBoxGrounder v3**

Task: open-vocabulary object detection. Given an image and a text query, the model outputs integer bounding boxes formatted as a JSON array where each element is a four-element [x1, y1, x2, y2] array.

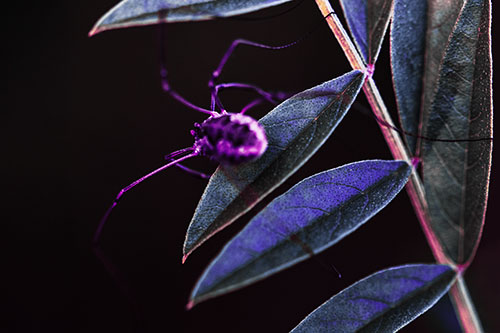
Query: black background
[[5, 1, 499, 332]]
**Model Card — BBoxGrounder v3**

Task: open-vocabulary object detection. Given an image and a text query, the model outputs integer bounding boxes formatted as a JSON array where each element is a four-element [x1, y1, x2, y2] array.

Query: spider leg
[[240, 98, 265, 114], [158, 25, 217, 116], [165, 154, 212, 179], [211, 82, 293, 111], [94, 148, 198, 243], [164, 147, 211, 178], [208, 11, 339, 111], [208, 38, 302, 111]]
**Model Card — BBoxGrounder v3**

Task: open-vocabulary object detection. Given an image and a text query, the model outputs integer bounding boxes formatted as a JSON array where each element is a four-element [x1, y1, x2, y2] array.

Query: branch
[[313, 0, 483, 331]]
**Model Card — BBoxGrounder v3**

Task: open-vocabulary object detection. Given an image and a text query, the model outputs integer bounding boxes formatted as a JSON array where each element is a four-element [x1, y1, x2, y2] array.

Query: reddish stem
[[314, 0, 483, 331]]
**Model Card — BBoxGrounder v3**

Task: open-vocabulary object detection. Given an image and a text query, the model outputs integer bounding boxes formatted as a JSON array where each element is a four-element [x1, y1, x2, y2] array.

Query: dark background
[[5, 1, 499, 332]]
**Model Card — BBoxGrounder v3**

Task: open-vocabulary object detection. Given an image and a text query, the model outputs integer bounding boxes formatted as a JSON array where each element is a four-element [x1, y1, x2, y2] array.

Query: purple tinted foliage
[[89, 0, 294, 36], [340, 0, 393, 65], [340, 0, 368, 59], [93, 16, 306, 242], [421, 0, 492, 266], [390, 0, 427, 155], [189, 160, 411, 306], [184, 70, 365, 259], [291, 264, 456, 332]]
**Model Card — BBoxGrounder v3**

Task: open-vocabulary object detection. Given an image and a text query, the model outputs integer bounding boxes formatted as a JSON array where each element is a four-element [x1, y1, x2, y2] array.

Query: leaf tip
[[185, 300, 195, 310], [183, 238, 204, 262], [88, 24, 102, 37], [182, 253, 189, 264]]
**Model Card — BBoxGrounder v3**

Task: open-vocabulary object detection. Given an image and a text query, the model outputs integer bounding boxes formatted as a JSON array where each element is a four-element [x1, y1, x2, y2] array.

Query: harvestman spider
[[93, 8, 492, 244], [93, 22, 316, 243]]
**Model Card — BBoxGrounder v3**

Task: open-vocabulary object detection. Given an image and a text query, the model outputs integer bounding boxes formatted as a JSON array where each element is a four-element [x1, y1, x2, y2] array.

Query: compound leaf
[[340, 0, 393, 65], [421, 0, 492, 265], [183, 71, 365, 260], [90, 0, 293, 36], [189, 160, 411, 306], [291, 264, 456, 332]]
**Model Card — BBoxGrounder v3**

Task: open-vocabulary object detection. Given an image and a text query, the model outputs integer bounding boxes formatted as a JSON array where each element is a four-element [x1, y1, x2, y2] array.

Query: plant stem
[[313, 0, 483, 331], [314, 0, 447, 263], [449, 275, 484, 332]]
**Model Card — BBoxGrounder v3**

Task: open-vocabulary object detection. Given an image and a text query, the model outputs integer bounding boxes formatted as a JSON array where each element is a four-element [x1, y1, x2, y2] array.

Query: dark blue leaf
[[183, 71, 365, 260], [390, 0, 427, 155], [340, 0, 393, 65], [391, 0, 464, 155], [189, 160, 411, 306], [90, 0, 293, 35], [420, 0, 464, 128], [291, 264, 456, 332], [421, 0, 492, 265]]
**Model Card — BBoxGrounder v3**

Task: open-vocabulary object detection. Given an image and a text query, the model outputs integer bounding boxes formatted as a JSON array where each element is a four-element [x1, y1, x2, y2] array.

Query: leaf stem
[[449, 274, 484, 332], [313, 0, 447, 264], [313, 0, 483, 331]]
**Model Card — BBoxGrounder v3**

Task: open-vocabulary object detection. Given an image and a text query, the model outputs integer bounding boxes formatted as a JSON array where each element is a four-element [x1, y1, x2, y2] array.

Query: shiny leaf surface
[[421, 0, 492, 265], [420, 0, 465, 131], [291, 264, 456, 332], [391, 0, 464, 154], [183, 71, 365, 260], [340, 0, 393, 65], [391, 0, 464, 155], [390, 0, 428, 154], [189, 160, 411, 306], [90, 0, 293, 36]]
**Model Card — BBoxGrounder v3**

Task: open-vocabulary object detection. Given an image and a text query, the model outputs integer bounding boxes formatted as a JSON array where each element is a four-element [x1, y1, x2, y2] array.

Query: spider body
[[93, 30, 293, 243], [192, 112, 268, 165]]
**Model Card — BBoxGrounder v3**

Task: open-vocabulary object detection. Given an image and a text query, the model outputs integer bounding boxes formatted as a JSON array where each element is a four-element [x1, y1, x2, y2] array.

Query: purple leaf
[[391, 0, 465, 155], [340, 0, 393, 65], [421, 0, 492, 265], [183, 71, 365, 260], [420, 0, 465, 131], [291, 264, 456, 332], [189, 160, 411, 306], [89, 0, 294, 36], [390, 0, 427, 155]]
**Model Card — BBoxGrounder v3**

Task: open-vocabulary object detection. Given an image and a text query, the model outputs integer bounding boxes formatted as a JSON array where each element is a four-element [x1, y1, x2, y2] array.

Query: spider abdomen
[[192, 113, 267, 165]]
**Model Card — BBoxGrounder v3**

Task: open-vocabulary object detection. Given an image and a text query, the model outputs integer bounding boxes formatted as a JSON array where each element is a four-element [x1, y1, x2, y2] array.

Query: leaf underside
[[340, 0, 393, 65], [183, 71, 365, 259], [89, 0, 293, 35], [189, 160, 411, 306], [391, 0, 465, 155], [421, 0, 492, 265], [291, 264, 456, 333], [420, 0, 465, 136], [390, 0, 427, 155]]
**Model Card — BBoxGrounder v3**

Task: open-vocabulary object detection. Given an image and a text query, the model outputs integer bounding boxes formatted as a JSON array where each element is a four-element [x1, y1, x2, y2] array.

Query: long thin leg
[[208, 12, 336, 110], [158, 24, 217, 116], [93, 149, 198, 243], [164, 147, 195, 161], [208, 38, 302, 111], [240, 98, 265, 114], [170, 162, 212, 179], [165, 148, 211, 178], [165, 155, 212, 179], [208, 38, 302, 89], [211, 82, 292, 111]]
